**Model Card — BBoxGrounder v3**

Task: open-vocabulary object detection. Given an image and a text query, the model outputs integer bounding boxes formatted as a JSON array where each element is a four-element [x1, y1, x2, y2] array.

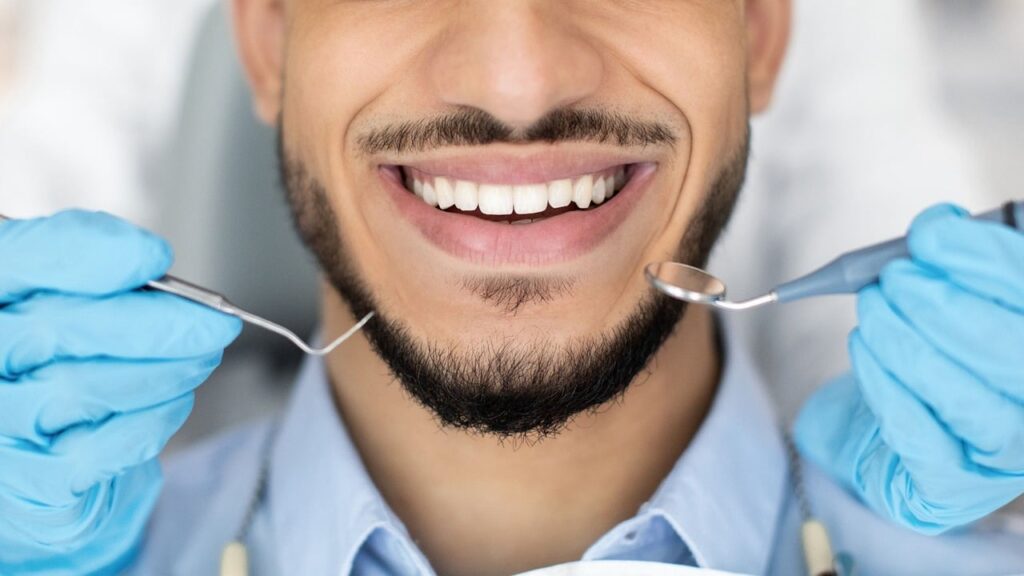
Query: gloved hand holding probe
[[0, 211, 241, 575], [796, 203, 1024, 534]]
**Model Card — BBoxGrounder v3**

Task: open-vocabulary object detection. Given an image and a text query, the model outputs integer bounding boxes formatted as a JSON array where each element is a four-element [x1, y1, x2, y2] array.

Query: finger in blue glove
[[795, 202, 1024, 535], [0, 210, 241, 575]]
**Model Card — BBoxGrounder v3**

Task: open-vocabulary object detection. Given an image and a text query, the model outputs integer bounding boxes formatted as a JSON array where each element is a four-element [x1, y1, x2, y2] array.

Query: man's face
[[235, 0, 788, 436]]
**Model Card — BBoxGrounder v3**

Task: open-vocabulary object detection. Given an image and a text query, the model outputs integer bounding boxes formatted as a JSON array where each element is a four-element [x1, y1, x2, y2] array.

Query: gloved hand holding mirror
[[645, 200, 1022, 311], [648, 200, 1024, 535]]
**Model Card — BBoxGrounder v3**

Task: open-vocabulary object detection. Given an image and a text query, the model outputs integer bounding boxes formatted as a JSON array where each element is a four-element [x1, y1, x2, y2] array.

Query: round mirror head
[[644, 262, 727, 305]]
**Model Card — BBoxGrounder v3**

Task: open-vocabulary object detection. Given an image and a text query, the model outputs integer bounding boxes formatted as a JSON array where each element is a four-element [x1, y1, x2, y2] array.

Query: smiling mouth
[[397, 164, 637, 224]]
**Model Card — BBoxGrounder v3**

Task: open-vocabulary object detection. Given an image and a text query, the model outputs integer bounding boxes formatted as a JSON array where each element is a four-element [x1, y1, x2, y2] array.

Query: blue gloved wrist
[[0, 211, 241, 574], [795, 202, 1024, 534], [0, 460, 162, 576]]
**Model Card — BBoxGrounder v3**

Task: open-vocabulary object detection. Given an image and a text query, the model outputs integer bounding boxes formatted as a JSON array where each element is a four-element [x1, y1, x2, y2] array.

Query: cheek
[[282, 9, 445, 295], [603, 11, 748, 158], [593, 12, 748, 255], [280, 2, 744, 342], [284, 7, 438, 182]]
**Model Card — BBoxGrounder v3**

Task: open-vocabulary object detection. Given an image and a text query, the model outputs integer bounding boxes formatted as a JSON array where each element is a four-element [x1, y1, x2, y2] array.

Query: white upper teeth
[[478, 184, 514, 215], [454, 179, 478, 211], [422, 180, 438, 207], [573, 175, 593, 209], [435, 177, 456, 210], [548, 179, 573, 208], [405, 167, 627, 216], [513, 184, 548, 215], [592, 177, 607, 204]]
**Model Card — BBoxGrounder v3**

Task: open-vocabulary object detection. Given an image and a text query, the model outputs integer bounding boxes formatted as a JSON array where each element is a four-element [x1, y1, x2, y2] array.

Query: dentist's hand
[[795, 203, 1024, 534], [0, 211, 241, 574]]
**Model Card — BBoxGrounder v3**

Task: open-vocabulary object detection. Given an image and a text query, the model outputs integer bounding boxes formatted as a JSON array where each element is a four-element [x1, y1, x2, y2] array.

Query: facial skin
[[233, 1, 789, 573], [278, 131, 745, 436]]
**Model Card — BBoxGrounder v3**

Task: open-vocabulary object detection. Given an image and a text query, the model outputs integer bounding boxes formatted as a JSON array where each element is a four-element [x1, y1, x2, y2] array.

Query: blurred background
[[0, 0, 1020, 466]]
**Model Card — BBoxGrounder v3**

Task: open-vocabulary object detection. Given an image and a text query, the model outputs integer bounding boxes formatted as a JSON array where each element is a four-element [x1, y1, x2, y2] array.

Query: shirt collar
[[269, 354, 433, 576], [584, 317, 790, 575], [269, 317, 788, 576]]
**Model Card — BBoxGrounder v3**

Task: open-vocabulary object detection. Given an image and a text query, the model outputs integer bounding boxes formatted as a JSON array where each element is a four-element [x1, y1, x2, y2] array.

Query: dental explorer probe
[[0, 214, 374, 356], [647, 200, 1024, 311]]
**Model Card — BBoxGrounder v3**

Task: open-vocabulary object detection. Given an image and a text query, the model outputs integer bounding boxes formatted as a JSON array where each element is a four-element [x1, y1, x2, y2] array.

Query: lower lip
[[379, 163, 657, 266]]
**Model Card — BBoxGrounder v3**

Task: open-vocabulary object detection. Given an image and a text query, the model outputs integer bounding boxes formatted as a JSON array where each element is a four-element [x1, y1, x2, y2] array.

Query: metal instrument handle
[[775, 200, 1022, 303], [146, 275, 237, 313]]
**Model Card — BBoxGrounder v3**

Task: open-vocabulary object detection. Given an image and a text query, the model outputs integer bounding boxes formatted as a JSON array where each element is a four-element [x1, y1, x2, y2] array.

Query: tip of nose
[[435, 72, 599, 131], [429, 21, 604, 128]]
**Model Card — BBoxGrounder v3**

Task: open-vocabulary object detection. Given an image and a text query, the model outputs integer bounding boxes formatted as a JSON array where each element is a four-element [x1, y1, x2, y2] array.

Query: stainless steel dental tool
[[0, 214, 374, 356], [646, 200, 1023, 311], [145, 275, 374, 356]]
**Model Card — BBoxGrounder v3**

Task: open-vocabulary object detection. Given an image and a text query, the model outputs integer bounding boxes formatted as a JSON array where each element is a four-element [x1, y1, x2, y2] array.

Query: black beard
[[276, 129, 748, 439]]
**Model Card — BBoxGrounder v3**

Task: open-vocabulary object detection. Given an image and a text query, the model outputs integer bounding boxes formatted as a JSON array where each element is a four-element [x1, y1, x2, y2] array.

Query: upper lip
[[381, 144, 655, 185]]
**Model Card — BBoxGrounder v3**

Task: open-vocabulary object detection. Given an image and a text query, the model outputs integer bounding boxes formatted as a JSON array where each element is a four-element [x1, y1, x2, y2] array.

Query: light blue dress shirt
[[134, 324, 1024, 575]]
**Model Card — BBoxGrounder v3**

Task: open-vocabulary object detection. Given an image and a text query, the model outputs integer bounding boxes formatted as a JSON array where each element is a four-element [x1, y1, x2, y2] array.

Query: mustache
[[357, 107, 677, 155]]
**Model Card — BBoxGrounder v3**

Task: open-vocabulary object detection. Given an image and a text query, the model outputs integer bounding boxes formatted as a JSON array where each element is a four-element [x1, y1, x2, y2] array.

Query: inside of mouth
[[398, 164, 637, 224]]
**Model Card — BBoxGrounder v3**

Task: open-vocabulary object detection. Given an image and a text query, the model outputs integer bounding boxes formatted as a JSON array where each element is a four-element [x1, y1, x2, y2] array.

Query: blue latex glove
[[0, 211, 242, 574], [795, 203, 1024, 534]]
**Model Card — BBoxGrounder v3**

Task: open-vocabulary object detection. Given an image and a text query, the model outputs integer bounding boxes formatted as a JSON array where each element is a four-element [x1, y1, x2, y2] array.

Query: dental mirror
[[645, 199, 1022, 311], [643, 262, 725, 305], [644, 262, 777, 311]]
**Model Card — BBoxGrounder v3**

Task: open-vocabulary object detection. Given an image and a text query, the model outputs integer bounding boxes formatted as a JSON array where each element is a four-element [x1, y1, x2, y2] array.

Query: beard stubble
[[277, 128, 748, 439]]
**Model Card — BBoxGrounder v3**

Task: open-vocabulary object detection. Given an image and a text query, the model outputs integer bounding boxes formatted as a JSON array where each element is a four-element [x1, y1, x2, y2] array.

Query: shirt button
[[624, 530, 638, 543]]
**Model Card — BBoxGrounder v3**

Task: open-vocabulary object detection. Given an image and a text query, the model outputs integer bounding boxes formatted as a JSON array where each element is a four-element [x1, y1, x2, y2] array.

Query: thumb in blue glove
[[0, 211, 242, 575], [794, 203, 1024, 534]]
